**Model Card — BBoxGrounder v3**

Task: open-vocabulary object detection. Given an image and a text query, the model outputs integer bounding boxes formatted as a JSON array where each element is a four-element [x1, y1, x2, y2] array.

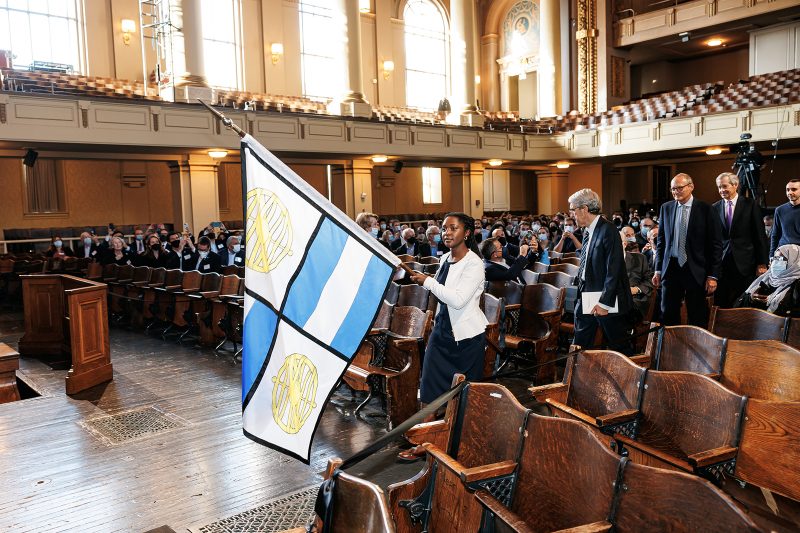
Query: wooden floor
[[0, 310, 430, 532]]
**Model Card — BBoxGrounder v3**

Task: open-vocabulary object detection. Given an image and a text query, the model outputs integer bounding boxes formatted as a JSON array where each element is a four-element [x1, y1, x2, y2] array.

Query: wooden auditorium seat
[[639, 325, 726, 375], [708, 306, 789, 343]]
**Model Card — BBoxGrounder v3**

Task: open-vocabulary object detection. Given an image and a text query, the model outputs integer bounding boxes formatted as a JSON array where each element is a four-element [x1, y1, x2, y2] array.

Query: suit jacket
[[625, 252, 654, 314], [76, 243, 101, 261], [484, 256, 528, 284], [501, 242, 520, 262], [218, 248, 246, 268], [392, 240, 421, 256], [713, 195, 767, 276], [182, 250, 222, 273], [580, 216, 633, 314], [656, 198, 723, 286]]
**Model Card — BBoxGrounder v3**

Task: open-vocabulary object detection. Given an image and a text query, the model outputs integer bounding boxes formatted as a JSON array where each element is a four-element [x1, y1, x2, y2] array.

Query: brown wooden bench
[[722, 339, 800, 401], [181, 272, 222, 342], [0, 343, 21, 404], [480, 292, 503, 378], [709, 306, 789, 343], [200, 274, 240, 347], [530, 350, 645, 441], [639, 325, 726, 375], [342, 305, 432, 429]]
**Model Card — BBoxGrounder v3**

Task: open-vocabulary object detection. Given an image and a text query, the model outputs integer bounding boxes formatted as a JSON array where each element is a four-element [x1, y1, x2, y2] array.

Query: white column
[[450, 0, 484, 127], [538, 0, 561, 117], [328, 0, 372, 118], [168, 0, 214, 103]]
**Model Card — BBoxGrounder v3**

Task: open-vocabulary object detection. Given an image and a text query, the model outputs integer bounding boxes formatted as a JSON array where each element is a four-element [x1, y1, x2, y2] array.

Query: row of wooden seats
[[3, 69, 160, 100], [318, 378, 759, 532], [531, 348, 800, 529], [91, 264, 244, 355]]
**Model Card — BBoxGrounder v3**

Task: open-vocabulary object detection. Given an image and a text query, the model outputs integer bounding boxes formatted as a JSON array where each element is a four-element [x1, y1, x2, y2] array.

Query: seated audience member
[[355, 212, 379, 239], [77, 231, 101, 261], [620, 225, 640, 253], [738, 244, 800, 315], [165, 233, 183, 269], [553, 217, 582, 254], [764, 214, 774, 239], [642, 226, 658, 269], [219, 235, 245, 267], [525, 231, 549, 265], [392, 228, 420, 256], [100, 236, 134, 266], [536, 226, 553, 253], [183, 236, 222, 273], [481, 237, 529, 283], [378, 230, 392, 249], [474, 219, 490, 242], [491, 227, 519, 261], [637, 217, 655, 250], [424, 225, 447, 257], [140, 234, 169, 267], [46, 235, 75, 258], [130, 227, 147, 255], [622, 230, 654, 320]]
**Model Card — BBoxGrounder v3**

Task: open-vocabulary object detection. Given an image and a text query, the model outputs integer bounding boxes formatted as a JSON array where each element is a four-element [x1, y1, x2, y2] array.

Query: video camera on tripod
[[731, 133, 765, 207]]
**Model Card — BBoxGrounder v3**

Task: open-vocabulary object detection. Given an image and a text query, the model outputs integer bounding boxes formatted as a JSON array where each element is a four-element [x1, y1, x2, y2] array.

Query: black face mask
[[170, 240, 180, 249], [151, 243, 161, 251], [613, 218, 622, 227], [160, 234, 168, 242], [498, 237, 507, 246]]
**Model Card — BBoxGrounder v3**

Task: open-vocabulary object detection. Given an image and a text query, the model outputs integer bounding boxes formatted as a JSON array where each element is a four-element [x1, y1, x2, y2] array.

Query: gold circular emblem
[[245, 188, 293, 273], [271, 353, 318, 434]]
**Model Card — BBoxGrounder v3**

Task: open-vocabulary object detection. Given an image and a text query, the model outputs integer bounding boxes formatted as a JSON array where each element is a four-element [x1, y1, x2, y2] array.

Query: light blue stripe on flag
[[242, 299, 279, 402], [330, 254, 393, 356], [283, 218, 348, 327]]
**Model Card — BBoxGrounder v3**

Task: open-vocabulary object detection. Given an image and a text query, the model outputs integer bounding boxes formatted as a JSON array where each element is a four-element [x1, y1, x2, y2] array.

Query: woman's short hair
[[355, 212, 377, 231]]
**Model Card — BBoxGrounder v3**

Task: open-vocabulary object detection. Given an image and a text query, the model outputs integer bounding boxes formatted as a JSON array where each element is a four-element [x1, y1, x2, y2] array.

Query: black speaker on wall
[[393, 161, 404, 174], [23, 149, 39, 167]]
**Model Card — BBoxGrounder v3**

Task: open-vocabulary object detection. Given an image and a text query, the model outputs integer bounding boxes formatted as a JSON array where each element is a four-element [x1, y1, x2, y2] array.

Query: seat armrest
[[613, 434, 692, 471], [545, 399, 599, 427], [628, 355, 650, 367], [539, 309, 562, 319], [423, 444, 516, 483], [552, 522, 613, 533], [404, 419, 448, 446], [529, 382, 568, 403], [164, 285, 182, 291], [200, 291, 219, 299], [221, 295, 243, 301], [688, 446, 738, 468], [131, 281, 150, 287], [475, 490, 534, 533], [595, 409, 639, 427]]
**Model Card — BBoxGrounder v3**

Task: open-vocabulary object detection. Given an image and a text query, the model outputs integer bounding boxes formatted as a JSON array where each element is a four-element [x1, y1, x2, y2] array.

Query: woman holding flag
[[399, 212, 488, 461]]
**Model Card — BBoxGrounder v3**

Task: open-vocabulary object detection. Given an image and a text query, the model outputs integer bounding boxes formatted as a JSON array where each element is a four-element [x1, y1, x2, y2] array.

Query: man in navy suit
[[480, 237, 529, 284], [218, 235, 246, 268], [569, 188, 633, 354], [653, 173, 723, 326], [713, 172, 768, 308]]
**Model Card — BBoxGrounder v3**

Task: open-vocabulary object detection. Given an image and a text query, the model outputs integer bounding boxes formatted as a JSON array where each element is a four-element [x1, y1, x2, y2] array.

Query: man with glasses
[[568, 189, 633, 354], [769, 179, 800, 256], [652, 173, 722, 327]]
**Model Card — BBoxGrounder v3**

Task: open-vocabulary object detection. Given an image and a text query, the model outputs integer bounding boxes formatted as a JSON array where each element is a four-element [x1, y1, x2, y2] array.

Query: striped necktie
[[678, 204, 689, 266], [576, 230, 591, 282]]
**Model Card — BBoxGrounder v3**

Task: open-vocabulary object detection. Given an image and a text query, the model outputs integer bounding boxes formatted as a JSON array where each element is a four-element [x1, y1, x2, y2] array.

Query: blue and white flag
[[239, 134, 400, 462]]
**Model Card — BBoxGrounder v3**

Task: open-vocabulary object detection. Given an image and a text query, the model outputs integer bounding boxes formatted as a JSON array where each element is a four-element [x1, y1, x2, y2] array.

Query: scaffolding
[[139, 0, 178, 101]]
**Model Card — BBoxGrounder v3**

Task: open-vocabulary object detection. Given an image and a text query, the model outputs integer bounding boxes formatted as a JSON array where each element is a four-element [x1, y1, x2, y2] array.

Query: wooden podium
[[18, 274, 113, 394]]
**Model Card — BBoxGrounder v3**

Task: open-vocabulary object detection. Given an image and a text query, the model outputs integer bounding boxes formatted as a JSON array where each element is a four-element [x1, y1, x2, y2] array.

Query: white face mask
[[232, 244, 241, 253], [771, 258, 787, 276], [199, 250, 209, 258], [564, 226, 574, 233], [54, 240, 63, 248]]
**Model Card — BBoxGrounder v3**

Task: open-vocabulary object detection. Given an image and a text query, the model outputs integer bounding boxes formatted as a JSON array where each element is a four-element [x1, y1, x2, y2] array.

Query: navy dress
[[419, 258, 487, 403]]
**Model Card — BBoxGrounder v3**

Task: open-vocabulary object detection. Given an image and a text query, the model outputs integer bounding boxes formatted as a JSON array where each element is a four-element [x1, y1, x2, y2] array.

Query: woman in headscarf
[[738, 244, 800, 315]]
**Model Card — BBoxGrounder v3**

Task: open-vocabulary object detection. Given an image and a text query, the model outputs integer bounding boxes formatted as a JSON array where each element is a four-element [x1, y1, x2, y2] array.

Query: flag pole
[[197, 99, 247, 138]]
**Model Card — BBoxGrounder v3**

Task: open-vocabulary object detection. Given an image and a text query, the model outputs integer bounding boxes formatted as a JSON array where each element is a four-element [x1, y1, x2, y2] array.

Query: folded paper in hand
[[581, 292, 618, 314]]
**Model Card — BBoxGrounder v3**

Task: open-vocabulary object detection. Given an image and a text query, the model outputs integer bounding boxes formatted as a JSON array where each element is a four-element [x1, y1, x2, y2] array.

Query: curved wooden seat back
[[147, 267, 167, 287], [384, 282, 400, 305], [0, 259, 13, 274], [485, 280, 523, 305], [516, 283, 564, 338], [102, 263, 119, 281], [396, 254, 414, 263], [530, 261, 549, 274], [396, 284, 431, 311], [562, 251, 578, 259], [652, 326, 725, 374], [536, 271, 574, 289], [560, 257, 580, 266], [388, 306, 429, 338], [566, 350, 645, 418], [449, 382, 531, 468], [480, 293, 503, 325], [418, 256, 440, 264], [131, 266, 151, 284], [218, 274, 240, 297], [199, 272, 222, 292], [85, 262, 103, 280], [115, 264, 135, 282], [181, 270, 202, 291], [162, 269, 183, 288], [722, 339, 800, 401], [510, 414, 622, 532], [383, 307, 431, 373], [373, 300, 394, 330], [708, 306, 787, 342], [221, 265, 239, 276], [614, 460, 759, 533], [549, 263, 579, 276], [405, 261, 424, 272], [639, 371, 746, 459], [329, 471, 396, 533], [26, 260, 44, 273]]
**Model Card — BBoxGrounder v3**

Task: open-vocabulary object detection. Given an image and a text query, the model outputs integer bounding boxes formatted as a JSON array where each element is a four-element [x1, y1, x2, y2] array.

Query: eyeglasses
[[568, 205, 585, 211], [671, 184, 692, 192]]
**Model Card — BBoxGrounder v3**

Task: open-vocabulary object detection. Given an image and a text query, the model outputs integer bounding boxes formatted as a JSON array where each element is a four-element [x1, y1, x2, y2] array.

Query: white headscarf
[[745, 244, 800, 312]]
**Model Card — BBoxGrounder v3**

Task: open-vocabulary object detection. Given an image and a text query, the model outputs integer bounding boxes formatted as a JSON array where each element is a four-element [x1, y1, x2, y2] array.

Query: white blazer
[[423, 249, 488, 341]]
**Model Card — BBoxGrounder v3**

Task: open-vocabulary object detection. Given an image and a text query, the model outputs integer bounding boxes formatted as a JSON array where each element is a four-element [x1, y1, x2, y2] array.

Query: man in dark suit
[[77, 231, 102, 261], [653, 173, 723, 327], [569, 188, 633, 354], [491, 227, 520, 261], [182, 236, 222, 273], [713, 172, 768, 308], [480, 237, 529, 284], [391, 228, 420, 256], [423, 226, 447, 258], [218, 235, 246, 268]]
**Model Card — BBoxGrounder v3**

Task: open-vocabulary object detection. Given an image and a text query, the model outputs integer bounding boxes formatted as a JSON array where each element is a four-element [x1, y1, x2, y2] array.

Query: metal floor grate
[[81, 405, 188, 445], [198, 485, 318, 533]]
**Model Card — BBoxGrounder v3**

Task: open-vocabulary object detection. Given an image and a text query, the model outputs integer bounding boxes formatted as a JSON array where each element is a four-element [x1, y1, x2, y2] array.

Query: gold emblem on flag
[[246, 188, 293, 273], [271, 353, 318, 434]]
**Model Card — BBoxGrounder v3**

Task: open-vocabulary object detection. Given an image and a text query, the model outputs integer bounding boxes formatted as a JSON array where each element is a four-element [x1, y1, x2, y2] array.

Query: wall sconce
[[488, 159, 502, 167], [475, 75, 481, 85], [556, 162, 570, 169], [121, 19, 136, 46], [371, 155, 388, 163], [382, 60, 395, 80], [208, 150, 228, 159], [270, 43, 284, 65]]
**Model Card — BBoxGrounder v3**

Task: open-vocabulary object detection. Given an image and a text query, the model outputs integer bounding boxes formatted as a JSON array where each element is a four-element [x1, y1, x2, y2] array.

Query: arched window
[[0, 1, 82, 71], [299, 1, 344, 99], [201, 0, 241, 89], [403, 0, 448, 110]]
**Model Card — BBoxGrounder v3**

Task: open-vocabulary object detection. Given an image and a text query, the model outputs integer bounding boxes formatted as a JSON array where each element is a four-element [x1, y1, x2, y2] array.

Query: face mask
[[54, 240, 63, 248], [135, 234, 144, 241], [151, 243, 161, 251], [370, 228, 379, 238], [626, 236, 636, 243], [160, 234, 168, 242], [433, 234, 441, 243], [538, 233, 548, 242], [511, 220, 519, 226], [771, 259, 787, 276], [481, 219, 488, 224], [641, 226, 650, 237], [613, 218, 622, 227], [393, 225, 401, 232], [105, 235, 111, 242], [171, 240, 181, 249], [83, 237, 92, 246], [380, 223, 386, 231], [564, 226, 574, 233], [632, 222, 639, 228], [520, 230, 533, 240], [532, 223, 541, 231], [199, 251, 209, 258], [232, 244, 242, 253], [498, 237, 507, 246]]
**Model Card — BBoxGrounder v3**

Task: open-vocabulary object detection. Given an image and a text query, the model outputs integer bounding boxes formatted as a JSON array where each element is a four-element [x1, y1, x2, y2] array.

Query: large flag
[[239, 135, 400, 462]]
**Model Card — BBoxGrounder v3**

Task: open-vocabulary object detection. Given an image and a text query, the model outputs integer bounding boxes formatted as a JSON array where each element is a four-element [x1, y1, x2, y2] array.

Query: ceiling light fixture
[[556, 162, 570, 169], [371, 155, 388, 163], [707, 38, 723, 47], [488, 159, 503, 167], [705, 147, 722, 155], [208, 150, 228, 159]]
